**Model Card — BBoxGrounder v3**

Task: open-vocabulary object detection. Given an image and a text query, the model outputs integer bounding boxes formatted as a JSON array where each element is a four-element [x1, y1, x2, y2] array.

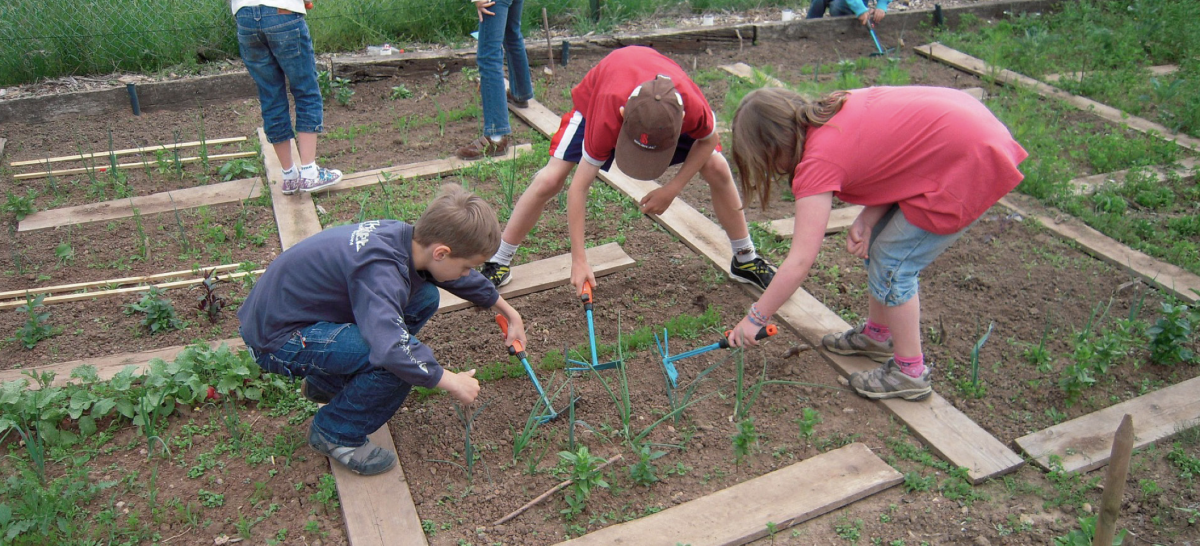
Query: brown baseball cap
[[615, 76, 684, 181]]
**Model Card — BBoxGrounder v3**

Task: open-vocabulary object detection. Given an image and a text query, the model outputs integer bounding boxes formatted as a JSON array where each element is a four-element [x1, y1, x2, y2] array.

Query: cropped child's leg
[[699, 152, 776, 290], [272, 15, 341, 193], [481, 157, 575, 286]]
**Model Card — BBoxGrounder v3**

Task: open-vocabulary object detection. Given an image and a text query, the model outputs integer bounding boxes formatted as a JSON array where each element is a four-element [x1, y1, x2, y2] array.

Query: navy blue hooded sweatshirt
[[237, 220, 499, 388]]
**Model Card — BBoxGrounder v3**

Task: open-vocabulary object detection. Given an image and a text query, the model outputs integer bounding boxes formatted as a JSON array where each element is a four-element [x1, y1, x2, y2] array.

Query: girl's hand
[[570, 259, 597, 297], [727, 315, 763, 348], [846, 217, 871, 259], [473, 0, 496, 21]]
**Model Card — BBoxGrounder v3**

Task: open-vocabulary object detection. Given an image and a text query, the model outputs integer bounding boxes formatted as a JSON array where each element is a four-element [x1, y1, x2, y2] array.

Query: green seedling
[[193, 269, 225, 323], [1146, 301, 1195, 365], [13, 293, 61, 349], [124, 287, 184, 334]]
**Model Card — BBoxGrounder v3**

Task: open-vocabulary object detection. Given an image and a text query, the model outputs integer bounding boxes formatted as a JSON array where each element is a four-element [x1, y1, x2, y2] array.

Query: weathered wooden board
[[1043, 64, 1177, 83], [1016, 375, 1200, 473], [555, 443, 901, 546], [331, 144, 533, 193], [0, 269, 263, 310], [0, 338, 244, 390], [332, 426, 428, 546], [439, 242, 636, 312], [766, 206, 863, 238], [18, 177, 262, 232], [721, 62, 785, 87], [915, 43, 1200, 153], [1000, 194, 1200, 304], [1066, 157, 1198, 196], [257, 128, 323, 250], [511, 99, 1024, 483]]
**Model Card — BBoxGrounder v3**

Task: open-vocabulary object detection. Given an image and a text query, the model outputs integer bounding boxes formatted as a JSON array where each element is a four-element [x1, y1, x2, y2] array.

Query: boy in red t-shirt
[[726, 86, 1027, 401], [479, 46, 776, 295]]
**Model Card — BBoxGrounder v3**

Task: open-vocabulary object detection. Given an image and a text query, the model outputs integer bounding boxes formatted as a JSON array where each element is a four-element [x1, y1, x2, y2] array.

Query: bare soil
[[2, 11, 1199, 546]]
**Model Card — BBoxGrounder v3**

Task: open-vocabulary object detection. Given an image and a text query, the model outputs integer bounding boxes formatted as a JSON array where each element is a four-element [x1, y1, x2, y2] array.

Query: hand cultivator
[[865, 6, 895, 57], [655, 325, 778, 388], [566, 282, 624, 373], [495, 315, 559, 424]]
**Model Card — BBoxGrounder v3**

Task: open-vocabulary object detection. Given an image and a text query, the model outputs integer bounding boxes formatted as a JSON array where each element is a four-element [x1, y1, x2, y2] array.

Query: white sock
[[731, 236, 758, 263], [300, 163, 318, 179], [491, 240, 519, 265], [281, 166, 298, 179], [489, 135, 506, 143]]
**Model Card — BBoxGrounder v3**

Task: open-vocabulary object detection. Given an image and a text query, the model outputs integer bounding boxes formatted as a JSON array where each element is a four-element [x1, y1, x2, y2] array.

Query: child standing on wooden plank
[[726, 86, 1027, 401], [232, 0, 342, 194], [238, 184, 527, 475], [455, 0, 534, 160], [480, 45, 777, 294]]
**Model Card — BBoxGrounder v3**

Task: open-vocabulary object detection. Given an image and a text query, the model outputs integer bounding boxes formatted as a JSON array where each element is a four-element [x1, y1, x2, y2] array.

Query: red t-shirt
[[791, 86, 1028, 234], [571, 46, 716, 166]]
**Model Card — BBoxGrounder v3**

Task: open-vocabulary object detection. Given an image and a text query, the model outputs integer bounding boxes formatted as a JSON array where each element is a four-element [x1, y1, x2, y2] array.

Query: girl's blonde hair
[[414, 183, 501, 259], [731, 87, 848, 209]]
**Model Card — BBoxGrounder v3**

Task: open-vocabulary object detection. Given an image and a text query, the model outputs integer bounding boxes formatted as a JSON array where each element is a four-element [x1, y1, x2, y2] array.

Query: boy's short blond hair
[[413, 184, 501, 259]]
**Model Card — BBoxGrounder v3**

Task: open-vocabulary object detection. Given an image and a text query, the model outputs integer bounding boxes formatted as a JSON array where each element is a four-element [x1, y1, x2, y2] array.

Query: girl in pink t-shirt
[[726, 86, 1027, 402]]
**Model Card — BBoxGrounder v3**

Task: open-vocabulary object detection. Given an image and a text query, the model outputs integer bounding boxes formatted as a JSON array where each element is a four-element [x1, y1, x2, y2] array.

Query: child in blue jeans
[[233, 1, 342, 193], [456, 0, 535, 160], [238, 184, 527, 475], [807, 0, 888, 25]]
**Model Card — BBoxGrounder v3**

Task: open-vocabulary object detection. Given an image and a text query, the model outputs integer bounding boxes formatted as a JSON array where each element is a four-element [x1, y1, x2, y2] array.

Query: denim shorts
[[865, 206, 969, 307], [235, 6, 323, 144]]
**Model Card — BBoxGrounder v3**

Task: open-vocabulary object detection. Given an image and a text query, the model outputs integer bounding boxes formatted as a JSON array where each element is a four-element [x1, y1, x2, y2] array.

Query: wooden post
[[1094, 414, 1133, 546]]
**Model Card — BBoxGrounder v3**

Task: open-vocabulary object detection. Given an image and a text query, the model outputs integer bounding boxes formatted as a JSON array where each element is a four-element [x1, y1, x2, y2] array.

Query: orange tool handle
[[495, 314, 525, 354], [720, 324, 778, 348], [580, 280, 594, 305]]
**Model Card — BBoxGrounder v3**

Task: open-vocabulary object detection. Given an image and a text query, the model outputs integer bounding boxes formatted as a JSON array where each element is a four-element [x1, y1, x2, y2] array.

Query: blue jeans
[[247, 283, 440, 446], [477, 0, 533, 138], [236, 6, 324, 144], [807, 0, 855, 18], [865, 206, 968, 307]]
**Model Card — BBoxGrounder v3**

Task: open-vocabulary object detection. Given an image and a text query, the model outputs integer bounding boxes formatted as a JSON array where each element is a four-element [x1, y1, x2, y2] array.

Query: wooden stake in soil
[[1094, 415, 1134, 546], [493, 454, 622, 526], [8, 136, 247, 167]]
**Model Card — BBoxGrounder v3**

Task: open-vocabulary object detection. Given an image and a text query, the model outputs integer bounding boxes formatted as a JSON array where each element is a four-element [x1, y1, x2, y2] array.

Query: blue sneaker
[[299, 167, 343, 193]]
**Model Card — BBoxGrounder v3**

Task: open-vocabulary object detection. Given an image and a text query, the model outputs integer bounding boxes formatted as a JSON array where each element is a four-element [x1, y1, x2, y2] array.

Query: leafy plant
[[1023, 318, 1055, 371], [333, 77, 354, 106], [218, 158, 261, 181], [53, 241, 74, 266], [731, 417, 758, 467], [12, 293, 60, 349], [557, 445, 609, 520], [795, 407, 821, 439], [1053, 516, 1126, 546], [1146, 301, 1195, 365], [628, 443, 667, 487], [193, 269, 226, 323], [3, 189, 37, 221], [124, 287, 184, 334], [389, 84, 413, 100]]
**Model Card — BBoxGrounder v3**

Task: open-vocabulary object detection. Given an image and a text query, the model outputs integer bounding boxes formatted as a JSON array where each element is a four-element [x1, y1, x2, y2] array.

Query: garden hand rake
[[655, 325, 778, 388], [495, 314, 559, 424], [566, 281, 624, 373], [865, 7, 895, 57]]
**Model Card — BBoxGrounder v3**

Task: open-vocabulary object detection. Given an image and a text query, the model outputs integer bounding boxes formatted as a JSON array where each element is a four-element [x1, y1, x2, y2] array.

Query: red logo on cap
[[639, 133, 649, 145]]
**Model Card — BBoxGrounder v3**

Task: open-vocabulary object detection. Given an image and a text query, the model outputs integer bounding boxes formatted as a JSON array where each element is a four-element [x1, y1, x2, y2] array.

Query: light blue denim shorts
[[865, 206, 969, 307]]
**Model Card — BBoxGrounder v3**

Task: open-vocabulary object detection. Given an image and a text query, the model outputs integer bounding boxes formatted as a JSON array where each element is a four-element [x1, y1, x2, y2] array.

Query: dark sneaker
[[480, 261, 512, 288], [849, 359, 932, 401], [281, 173, 301, 195], [301, 378, 334, 405], [457, 135, 511, 161], [821, 323, 894, 362], [299, 167, 343, 193], [308, 426, 396, 476], [507, 91, 529, 108], [730, 256, 776, 290]]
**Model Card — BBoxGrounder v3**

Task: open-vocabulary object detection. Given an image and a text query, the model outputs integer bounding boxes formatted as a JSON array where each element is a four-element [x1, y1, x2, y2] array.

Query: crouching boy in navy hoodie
[[238, 183, 527, 475]]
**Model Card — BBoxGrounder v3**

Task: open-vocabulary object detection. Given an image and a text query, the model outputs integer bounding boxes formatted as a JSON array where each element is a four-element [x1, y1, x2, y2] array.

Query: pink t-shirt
[[571, 46, 716, 166], [791, 86, 1028, 234]]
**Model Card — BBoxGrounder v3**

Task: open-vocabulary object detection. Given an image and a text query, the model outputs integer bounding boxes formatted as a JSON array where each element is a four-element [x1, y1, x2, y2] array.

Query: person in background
[[807, 0, 888, 26], [456, 0, 534, 160], [726, 86, 1027, 402], [233, 0, 342, 194]]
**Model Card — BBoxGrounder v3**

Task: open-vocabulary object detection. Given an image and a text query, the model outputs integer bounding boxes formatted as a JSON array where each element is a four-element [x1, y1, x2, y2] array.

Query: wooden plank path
[[555, 443, 901, 546], [1043, 64, 1178, 84], [1016, 375, 1200, 473], [18, 176, 263, 232], [1066, 157, 1198, 196], [258, 128, 323, 251], [915, 43, 1200, 154], [510, 98, 1024, 483], [1000, 194, 1200, 304], [766, 206, 862, 238], [330, 144, 533, 193]]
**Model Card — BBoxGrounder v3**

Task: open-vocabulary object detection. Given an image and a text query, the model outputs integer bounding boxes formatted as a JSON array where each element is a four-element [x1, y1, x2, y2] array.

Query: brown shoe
[[456, 135, 510, 160], [507, 91, 529, 108]]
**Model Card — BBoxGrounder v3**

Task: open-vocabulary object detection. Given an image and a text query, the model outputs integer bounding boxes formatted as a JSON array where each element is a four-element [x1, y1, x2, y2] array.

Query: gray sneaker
[[822, 323, 894, 362], [308, 426, 396, 476], [299, 167, 343, 193], [849, 359, 932, 401]]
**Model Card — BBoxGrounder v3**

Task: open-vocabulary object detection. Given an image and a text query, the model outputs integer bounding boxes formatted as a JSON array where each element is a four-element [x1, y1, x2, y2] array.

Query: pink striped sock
[[894, 354, 926, 378], [863, 320, 891, 343]]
